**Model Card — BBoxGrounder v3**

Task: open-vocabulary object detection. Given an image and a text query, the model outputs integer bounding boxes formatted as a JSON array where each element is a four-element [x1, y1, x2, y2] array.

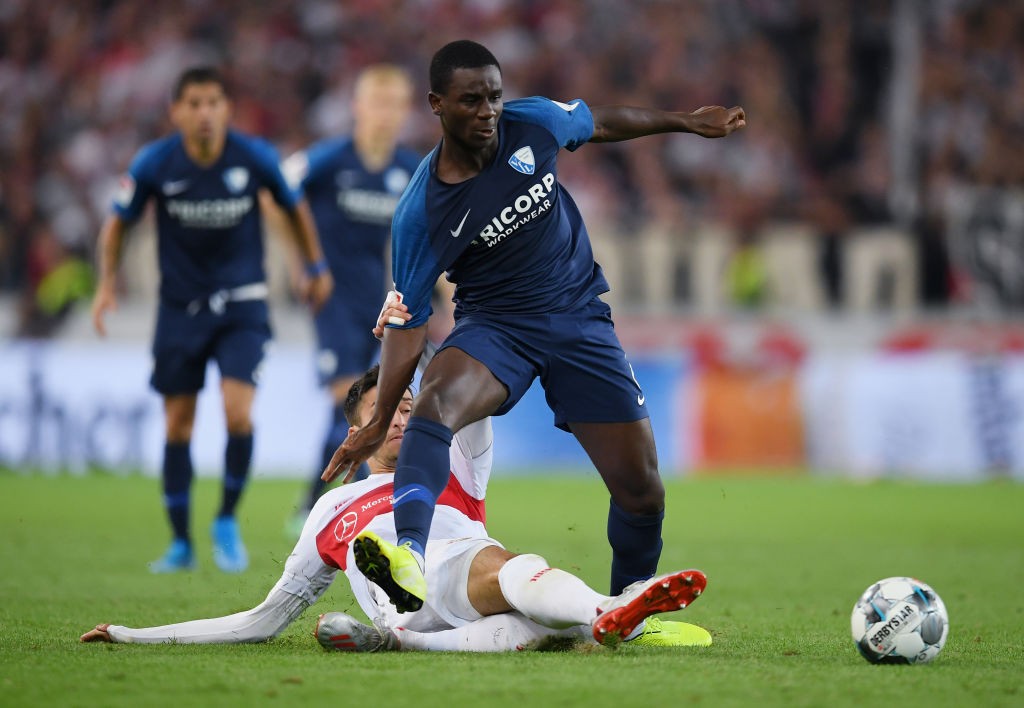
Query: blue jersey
[[390, 97, 609, 328], [112, 130, 297, 305], [284, 138, 420, 320]]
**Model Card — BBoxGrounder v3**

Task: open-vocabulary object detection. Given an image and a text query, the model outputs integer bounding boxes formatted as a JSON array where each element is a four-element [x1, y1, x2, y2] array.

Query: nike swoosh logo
[[162, 179, 190, 195], [450, 209, 471, 238], [392, 488, 417, 505]]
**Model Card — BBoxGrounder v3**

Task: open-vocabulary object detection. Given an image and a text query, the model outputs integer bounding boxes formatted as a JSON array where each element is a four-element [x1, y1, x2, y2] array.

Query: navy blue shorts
[[439, 297, 648, 430], [150, 300, 271, 395], [313, 296, 380, 385]]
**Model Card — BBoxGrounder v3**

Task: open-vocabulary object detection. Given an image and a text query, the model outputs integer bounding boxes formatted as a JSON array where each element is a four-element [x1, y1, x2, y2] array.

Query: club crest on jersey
[[114, 175, 136, 207], [508, 146, 535, 175], [384, 167, 411, 194], [223, 167, 250, 194]]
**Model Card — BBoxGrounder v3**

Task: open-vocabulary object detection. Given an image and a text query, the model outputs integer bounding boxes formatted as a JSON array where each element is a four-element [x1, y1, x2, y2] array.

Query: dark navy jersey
[[283, 138, 420, 318], [112, 130, 297, 305], [390, 97, 609, 328]]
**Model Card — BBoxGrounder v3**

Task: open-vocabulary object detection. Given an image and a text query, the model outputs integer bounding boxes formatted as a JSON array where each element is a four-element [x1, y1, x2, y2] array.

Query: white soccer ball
[[850, 576, 949, 664]]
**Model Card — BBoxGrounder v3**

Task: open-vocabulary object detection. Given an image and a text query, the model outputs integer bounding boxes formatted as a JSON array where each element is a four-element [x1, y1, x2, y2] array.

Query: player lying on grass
[[81, 305, 709, 651]]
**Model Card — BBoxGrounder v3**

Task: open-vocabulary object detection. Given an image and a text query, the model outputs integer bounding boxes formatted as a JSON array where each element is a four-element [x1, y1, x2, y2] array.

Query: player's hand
[[687, 105, 746, 138], [306, 272, 334, 313], [372, 291, 410, 339], [80, 624, 113, 642], [321, 421, 388, 484], [90, 283, 118, 337]]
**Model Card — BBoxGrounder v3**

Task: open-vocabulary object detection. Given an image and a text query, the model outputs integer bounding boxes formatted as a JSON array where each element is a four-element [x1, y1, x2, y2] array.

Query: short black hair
[[429, 40, 501, 94], [343, 365, 381, 426], [172, 66, 228, 101]]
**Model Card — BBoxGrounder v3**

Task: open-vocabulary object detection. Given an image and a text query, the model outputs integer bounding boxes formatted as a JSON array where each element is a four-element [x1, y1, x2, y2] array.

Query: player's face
[[430, 66, 502, 152], [357, 386, 414, 467], [171, 82, 230, 146], [354, 78, 412, 144]]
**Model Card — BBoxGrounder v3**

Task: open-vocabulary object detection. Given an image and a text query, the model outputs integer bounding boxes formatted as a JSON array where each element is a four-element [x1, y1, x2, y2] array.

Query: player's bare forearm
[[91, 216, 127, 336], [321, 323, 426, 483], [286, 200, 334, 309], [590, 104, 746, 141], [96, 215, 126, 285], [285, 200, 324, 263], [374, 325, 428, 428]]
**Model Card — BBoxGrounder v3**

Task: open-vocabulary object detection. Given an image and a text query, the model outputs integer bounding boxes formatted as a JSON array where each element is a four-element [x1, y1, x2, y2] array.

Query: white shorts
[[372, 537, 503, 632]]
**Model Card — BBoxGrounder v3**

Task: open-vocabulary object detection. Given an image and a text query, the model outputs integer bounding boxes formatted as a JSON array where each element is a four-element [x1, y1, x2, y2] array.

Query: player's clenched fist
[[687, 105, 747, 138]]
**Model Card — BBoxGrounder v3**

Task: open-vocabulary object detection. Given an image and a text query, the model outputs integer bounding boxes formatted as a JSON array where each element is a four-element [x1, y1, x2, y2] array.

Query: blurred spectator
[[1, 0, 1022, 326]]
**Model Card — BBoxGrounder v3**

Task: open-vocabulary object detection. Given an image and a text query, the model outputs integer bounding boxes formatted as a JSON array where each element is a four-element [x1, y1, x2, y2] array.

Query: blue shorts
[[150, 300, 271, 395], [313, 296, 380, 385], [439, 297, 648, 431]]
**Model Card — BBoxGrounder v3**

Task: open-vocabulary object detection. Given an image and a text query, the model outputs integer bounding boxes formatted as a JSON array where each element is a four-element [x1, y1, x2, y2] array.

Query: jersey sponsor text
[[477, 172, 555, 248], [336, 189, 401, 225], [166, 196, 254, 229]]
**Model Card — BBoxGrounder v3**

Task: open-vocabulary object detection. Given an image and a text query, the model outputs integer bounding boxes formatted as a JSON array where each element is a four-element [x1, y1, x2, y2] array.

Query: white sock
[[497, 554, 607, 629], [394, 614, 581, 652]]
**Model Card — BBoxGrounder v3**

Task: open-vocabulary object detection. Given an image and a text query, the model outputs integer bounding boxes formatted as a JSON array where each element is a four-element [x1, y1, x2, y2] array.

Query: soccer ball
[[850, 577, 949, 664]]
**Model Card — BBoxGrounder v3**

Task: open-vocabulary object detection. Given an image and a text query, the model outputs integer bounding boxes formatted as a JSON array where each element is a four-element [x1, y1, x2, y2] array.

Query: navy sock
[[162, 441, 193, 543], [219, 433, 253, 518], [607, 499, 664, 595], [393, 417, 453, 558]]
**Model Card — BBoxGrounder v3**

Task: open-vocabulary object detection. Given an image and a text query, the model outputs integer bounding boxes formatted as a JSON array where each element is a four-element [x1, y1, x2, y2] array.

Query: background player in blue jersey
[[323, 40, 745, 611], [276, 66, 422, 536], [91, 67, 333, 574]]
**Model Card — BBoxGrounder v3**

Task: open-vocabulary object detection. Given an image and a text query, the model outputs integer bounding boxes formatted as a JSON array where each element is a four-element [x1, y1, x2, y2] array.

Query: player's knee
[[224, 413, 253, 436], [410, 380, 456, 426], [414, 377, 492, 431], [221, 397, 254, 435], [611, 473, 665, 515], [164, 414, 194, 442]]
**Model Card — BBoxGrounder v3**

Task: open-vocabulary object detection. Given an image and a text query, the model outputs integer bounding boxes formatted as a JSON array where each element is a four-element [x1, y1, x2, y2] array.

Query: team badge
[[508, 146, 535, 175], [384, 167, 410, 194], [223, 167, 250, 193], [113, 175, 136, 208]]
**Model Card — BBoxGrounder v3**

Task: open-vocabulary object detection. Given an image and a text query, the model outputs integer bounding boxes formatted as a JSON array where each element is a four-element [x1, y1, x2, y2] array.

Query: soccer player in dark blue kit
[[279, 65, 422, 535], [323, 41, 745, 611], [91, 67, 333, 573]]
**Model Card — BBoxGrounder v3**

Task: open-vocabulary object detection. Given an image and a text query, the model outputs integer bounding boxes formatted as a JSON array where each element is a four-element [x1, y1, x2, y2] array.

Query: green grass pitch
[[1, 472, 1021, 707]]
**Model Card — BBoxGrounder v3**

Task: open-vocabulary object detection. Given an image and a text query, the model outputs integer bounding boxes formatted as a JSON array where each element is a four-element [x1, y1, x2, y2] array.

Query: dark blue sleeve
[[111, 144, 158, 221], [390, 157, 441, 329], [246, 136, 300, 210], [502, 97, 595, 151]]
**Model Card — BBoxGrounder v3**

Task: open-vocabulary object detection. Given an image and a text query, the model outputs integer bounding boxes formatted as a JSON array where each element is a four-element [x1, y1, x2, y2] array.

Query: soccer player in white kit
[[80, 306, 709, 651]]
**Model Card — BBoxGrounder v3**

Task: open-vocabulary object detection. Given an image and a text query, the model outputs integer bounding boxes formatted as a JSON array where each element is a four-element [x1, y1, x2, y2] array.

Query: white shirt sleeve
[[104, 581, 323, 644], [105, 518, 340, 644], [450, 417, 493, 501]]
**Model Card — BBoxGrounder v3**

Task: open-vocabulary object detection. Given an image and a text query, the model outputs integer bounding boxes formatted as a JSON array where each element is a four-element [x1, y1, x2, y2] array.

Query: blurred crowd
[[2, 0, 1023, 336]]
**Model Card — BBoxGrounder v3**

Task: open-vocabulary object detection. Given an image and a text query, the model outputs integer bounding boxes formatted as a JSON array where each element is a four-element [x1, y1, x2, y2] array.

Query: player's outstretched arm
[[79, 586, 312, 645], [589, 104, 746, 142], [91, 215, 128, 337]]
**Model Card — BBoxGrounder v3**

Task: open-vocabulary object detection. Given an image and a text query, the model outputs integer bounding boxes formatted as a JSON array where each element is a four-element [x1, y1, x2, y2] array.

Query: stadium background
[[1, 0, 1023, 481]]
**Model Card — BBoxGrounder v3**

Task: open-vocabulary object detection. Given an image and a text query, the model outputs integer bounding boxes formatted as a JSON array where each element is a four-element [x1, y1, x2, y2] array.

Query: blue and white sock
[[162, 441, 193, 543], [392, 417, 453, 558], [218, 433, 253, 518]]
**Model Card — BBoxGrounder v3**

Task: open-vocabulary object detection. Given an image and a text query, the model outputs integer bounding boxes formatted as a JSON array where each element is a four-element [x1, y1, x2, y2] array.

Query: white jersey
[[276, 417, 494, 628], [104, 418, 494, 644]]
